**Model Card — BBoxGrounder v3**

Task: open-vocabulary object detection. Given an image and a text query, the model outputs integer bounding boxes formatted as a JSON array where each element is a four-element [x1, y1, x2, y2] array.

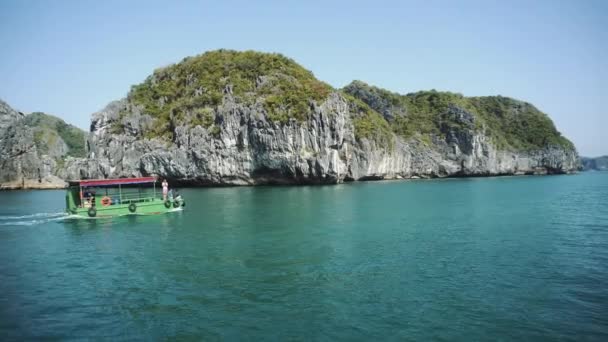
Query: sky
[[0, 0, 606, 156]]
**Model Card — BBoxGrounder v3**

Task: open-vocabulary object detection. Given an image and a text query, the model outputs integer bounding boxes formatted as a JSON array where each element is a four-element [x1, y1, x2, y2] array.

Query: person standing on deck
[[162, 179, 169, 200]]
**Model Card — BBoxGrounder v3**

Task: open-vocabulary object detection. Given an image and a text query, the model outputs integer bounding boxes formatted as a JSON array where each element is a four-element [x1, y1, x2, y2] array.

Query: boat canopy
[[69, 177, 157, 188]]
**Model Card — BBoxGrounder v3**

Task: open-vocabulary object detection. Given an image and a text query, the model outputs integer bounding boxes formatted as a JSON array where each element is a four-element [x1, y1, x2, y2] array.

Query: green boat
[[65, 176, 185, 218]]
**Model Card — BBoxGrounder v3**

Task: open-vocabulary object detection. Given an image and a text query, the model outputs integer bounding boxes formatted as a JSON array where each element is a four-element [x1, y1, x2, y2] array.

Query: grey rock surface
[[0, 99, 24, 130], [0, 100, 83, 189], [581, 156, 608, 171], [62, 92, 579, 185]]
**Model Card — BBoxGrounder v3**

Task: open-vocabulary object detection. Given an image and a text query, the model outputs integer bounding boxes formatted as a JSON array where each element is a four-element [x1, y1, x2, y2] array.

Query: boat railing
[[83, 192, 165, 207], [119, 195, 158, 204], [114, 192, 164, 202]]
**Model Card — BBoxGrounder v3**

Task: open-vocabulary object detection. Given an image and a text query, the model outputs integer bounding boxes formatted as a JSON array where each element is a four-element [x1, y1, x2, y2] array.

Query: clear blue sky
[[1, 0, 606, 156]]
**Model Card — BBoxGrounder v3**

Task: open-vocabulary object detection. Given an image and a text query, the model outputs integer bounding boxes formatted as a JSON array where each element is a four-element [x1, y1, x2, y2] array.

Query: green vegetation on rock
[[24, 112, 87, 158], [467, 96, 573, 150], [127, 50, 332, 137], [345, 94, 394, 146], [343, 81, 574, 151], [115, 50, 573, 152]]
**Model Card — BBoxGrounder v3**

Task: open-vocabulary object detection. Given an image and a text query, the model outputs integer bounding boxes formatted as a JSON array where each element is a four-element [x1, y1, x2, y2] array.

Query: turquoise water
[[1, 173, 607, 340]]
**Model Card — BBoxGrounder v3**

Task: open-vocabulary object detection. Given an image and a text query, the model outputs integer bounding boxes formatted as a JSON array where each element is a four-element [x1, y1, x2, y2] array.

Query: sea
[[1, 172, 607, 340]]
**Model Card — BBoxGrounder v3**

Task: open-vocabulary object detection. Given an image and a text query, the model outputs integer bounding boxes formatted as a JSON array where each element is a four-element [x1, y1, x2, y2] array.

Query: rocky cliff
[[61, 50, 579, 185], [581, 156, 608, 171], [0, 100, 86, 189]]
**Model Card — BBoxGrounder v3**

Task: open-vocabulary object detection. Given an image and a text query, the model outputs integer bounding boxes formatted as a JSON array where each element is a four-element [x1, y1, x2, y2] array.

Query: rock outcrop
[[61, 50, 579, 184], [68, 97, 577, 185], [581, 156, 608, 171], [3, 50, 580, 188], [0, 100, 86, 189], [0, 100, 23, 131]]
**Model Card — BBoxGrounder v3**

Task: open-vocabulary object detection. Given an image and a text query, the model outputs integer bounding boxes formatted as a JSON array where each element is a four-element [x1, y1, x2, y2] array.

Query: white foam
[[0, 208, 184, 226], [0, 212, 66, 220], [0, 215, 67, 226]]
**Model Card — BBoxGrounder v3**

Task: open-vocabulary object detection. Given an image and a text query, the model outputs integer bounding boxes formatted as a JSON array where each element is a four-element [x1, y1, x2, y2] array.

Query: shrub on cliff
[[127, 50, 332, 138], [24, 112, 86, 158], [343, 81, 574, 151], [116, 50, 573, 152]]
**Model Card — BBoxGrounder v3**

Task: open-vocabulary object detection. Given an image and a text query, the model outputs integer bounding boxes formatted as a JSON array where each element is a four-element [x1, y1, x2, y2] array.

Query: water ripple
[[1, 173, 608, 340]]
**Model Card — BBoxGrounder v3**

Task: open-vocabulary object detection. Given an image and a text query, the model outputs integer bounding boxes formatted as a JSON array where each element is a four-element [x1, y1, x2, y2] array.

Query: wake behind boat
[[65, 177, 185, 218]]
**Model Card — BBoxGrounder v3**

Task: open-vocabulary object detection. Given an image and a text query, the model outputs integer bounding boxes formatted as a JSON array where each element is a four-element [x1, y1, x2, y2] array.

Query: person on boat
[[82, 190, 95, 207], [162, 179, 169, 200]]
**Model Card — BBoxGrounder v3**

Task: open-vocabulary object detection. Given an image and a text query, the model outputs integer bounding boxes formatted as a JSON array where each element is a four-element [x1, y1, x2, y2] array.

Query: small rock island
[[0, 50, 580, 189], [581, 156, 608, 171]]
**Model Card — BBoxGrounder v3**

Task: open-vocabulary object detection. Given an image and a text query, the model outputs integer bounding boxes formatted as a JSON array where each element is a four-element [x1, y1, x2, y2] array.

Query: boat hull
[[67, 198, 184, 218]]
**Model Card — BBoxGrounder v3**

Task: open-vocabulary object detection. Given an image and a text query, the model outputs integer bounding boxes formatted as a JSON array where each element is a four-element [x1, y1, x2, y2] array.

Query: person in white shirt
[[162, 179, 169, 200]]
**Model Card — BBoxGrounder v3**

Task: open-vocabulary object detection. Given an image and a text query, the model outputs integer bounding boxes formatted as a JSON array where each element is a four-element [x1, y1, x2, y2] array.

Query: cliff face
[[343, 81, 579, 179], [61, 50, 579, 184], [0, 100, 23, 130], [2, 50, 579, 187], [65, 93, 354, 184], [0, 100, 86, 189], [66, 95, 578, 185], [581, 156, 608, 171]]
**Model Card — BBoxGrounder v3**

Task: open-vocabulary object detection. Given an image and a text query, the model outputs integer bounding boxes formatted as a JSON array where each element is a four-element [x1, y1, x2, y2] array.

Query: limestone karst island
[[3, 0, 608, 340], [0, 50, 580, 189]]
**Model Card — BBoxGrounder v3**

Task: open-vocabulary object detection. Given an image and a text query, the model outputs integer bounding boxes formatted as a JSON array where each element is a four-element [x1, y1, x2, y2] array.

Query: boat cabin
[[65, 176, 184, 217]]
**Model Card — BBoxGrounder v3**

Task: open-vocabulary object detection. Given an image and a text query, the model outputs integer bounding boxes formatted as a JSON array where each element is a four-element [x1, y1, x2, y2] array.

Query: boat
[[65, 177, 185, 217]]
